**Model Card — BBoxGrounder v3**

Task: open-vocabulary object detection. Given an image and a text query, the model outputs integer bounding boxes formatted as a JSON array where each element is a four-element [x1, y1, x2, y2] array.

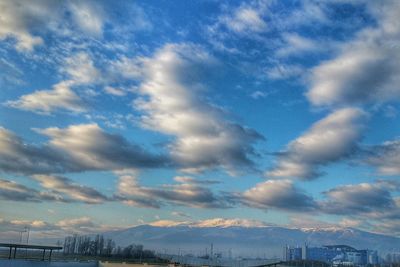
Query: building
[[367, 250, 378, 265], [284, 246, 302, 261], [385, 252, 400, 264], [304, 246, 342, 263], [299, 244, 378, 266]]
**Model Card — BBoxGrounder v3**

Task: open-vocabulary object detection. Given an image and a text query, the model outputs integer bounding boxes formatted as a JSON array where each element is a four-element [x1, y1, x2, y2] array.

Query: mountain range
[[102, 220, 400, 258]]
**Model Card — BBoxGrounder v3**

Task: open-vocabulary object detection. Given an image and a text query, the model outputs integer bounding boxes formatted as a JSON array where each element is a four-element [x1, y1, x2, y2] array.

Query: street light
[[19, 228, 27, 243], [25, 226, 30, 258], [25, 226, 30, 244]]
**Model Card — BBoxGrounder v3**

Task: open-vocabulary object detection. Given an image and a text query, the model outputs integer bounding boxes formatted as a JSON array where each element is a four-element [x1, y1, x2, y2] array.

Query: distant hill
[[102, 223, 400, 258]]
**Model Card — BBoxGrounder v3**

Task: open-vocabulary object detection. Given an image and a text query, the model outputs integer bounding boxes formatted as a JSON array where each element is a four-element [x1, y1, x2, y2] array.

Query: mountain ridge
[[102, 223, 400, 257]]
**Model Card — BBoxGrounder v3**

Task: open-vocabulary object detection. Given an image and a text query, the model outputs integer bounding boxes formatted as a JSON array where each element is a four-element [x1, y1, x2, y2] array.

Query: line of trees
[[63, 234, 156, 259]]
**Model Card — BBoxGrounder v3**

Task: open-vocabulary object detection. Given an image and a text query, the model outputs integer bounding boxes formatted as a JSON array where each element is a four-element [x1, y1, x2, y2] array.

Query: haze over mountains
[[101, 219, 400, 258]]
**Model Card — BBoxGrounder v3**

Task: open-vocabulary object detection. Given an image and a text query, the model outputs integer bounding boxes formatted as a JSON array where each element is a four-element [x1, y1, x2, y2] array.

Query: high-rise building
[[283, 246, 302, 261]]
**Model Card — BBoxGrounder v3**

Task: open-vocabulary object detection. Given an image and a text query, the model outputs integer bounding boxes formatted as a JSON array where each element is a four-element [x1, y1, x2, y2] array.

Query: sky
[[1, 0, 400, 242]]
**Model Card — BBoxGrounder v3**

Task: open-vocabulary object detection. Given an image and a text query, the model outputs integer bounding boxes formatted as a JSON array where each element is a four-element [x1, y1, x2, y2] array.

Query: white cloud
[[0, 127, 69, 174], [307, 1, 400, 107], [104, 86, 127, 96], [116, 170, 231, 209], [250, 90, 268, 99], [339, 218, 363, 228], [0, 0, 53, 51], [0, 176, 110, 204], [276, 33, 318, 57], [56, 216, 94, 228], [6, 51, 103, 114], [171, 211, 191, 219], [37, 123, 165, 170], [267, 108, 367, 179], [63, 52, 101, 85], [242, 179, 317, 211], [148, 218, 269, 228], [366, 139, 400, 175], [193, 218, 268, 228], [321, 180, 400, 215], [5, 80, 86, 114], [0, 179, 71, 202], [33, 174, 108, 204], [0, 124, 164, 175], [0, 216, 120, 240], [0, 0, 108, 51], [131, 43, 263, 173], [288, 216, 336, 230], [67, 1, 105, 36], [222, 5, 267, 34], [109, 56, 143, 80], [266, 64, 304, 80], [0, 178, 64, 202]]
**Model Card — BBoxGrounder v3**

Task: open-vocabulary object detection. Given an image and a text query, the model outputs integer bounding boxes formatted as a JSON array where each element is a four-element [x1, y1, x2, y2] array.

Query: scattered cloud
[[67, 1, 105, 37], [37, 123, 167, 171], [267, 108, 367, 179], [0, 0, 108, 52], [62, 52, 101, 85], [5, 80, 86, 114], [148, 218, 270, 228], [288, 215, 336, 229], [131, 43, 263, 173], [0, 218, 57, 233], [366, 139, 400, 175], [116, 171, 232, 209], [192, 218, 269, 228], [171, 211, 192, 219], [173, 176, 220, 185], [0, 176, 111, 205], [265, 64, 304, 80], [219, 3, 268, 35], [0, 178, 63, 202], [56, 216, 95, 230], [242, 179, 317, 212], [321, 181, 398, 215], [0, 216, 120, 240], [0, 127, 69, 174], [104, 86, 127, 97], [276, 33, 318, 57], [0, 124, 165, 175], [307, 1, 400, 107], [5, 51, 104, 114], [316, 180, 400, 236], [250, 90, 268, 99], [0, 0, 52, 51], [33, 175, 109, 204]]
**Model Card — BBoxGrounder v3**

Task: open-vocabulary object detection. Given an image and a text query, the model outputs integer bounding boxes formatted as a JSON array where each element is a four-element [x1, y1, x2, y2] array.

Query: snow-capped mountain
[[103, 221, 400, 257]]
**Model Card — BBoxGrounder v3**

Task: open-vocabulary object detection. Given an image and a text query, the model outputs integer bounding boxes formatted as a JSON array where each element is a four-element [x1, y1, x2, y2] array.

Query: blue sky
[[1, 0, 400, 240]]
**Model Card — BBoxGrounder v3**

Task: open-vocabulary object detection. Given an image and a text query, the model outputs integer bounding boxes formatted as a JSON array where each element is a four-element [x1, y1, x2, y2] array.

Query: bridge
[[0, 243, 62, 261]]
